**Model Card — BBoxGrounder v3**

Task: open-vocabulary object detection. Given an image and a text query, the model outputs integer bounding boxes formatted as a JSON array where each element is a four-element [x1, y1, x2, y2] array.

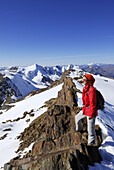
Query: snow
[[0, 108, 48, 168], [94, 75, 114, 105], [0, 83, 63, 168], [0, 64, 77, 99], [0, 64, 83, 99], [19, 142, 35, 158], [0, 65, 114, 169]]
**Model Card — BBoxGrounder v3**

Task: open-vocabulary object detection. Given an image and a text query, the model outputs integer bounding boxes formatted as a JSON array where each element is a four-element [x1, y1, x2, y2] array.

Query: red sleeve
[[86, 87, 97, 117]]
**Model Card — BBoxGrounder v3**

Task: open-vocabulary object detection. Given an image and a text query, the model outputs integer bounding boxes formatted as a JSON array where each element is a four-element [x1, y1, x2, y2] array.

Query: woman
[[75, 74, 98, 145]]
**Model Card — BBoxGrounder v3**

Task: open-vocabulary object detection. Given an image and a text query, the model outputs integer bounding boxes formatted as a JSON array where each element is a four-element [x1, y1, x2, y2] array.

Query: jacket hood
[[84, 74, 95, 85]]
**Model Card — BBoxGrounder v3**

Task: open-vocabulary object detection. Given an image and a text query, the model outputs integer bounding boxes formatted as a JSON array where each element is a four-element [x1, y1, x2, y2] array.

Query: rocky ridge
[[4, 74, 102, 170]]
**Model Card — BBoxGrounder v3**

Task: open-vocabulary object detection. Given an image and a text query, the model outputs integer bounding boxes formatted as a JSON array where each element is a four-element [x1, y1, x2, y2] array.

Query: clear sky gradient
[[0, 0, 114, 66]]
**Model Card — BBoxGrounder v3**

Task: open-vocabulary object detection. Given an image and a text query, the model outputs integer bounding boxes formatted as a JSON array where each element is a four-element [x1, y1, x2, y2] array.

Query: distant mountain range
[[79, 63, 114, 78], [1, 64, 114, 169], [0, 63, 113, 107], [0, 64, 81, 107]]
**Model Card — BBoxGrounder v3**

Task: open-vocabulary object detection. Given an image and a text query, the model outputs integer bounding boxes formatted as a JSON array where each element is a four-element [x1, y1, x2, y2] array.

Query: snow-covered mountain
[[1, 63, 113, 107], [0, 65, 114, 169], [0, 64, 81, 107]]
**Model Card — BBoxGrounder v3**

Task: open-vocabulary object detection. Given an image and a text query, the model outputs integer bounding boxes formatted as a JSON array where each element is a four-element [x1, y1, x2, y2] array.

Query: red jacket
[[82, 85, 98, 117]]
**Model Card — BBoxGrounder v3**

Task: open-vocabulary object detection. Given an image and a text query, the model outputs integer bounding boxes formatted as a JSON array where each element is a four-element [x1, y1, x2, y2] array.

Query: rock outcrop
[[0, 74, 22, 108], [4, 76, 102, 170]]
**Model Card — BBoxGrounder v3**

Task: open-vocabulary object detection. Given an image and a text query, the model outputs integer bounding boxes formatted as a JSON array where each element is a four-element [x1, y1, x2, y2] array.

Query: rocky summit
[[4, 76, 102, 170]]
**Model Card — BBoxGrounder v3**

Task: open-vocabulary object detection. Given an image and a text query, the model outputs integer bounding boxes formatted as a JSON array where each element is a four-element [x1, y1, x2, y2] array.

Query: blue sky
[[0, 0, 114, 66]]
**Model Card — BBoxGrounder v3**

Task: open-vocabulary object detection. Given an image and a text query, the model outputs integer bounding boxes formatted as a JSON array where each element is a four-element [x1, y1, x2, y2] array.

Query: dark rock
[[0, 74, 22, 108], [3, 128, 12, 132], [0, 133, 8, 140], [26, 119, 30, 122]]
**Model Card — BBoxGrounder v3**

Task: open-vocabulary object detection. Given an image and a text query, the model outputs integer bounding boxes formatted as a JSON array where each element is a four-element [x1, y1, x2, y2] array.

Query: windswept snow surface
[[0, 84, 63, 168]]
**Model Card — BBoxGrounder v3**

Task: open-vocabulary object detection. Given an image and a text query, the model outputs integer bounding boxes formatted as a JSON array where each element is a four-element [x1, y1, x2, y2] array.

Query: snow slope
[[0, 84, 63, 168], [0, 67, 114, 169]]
